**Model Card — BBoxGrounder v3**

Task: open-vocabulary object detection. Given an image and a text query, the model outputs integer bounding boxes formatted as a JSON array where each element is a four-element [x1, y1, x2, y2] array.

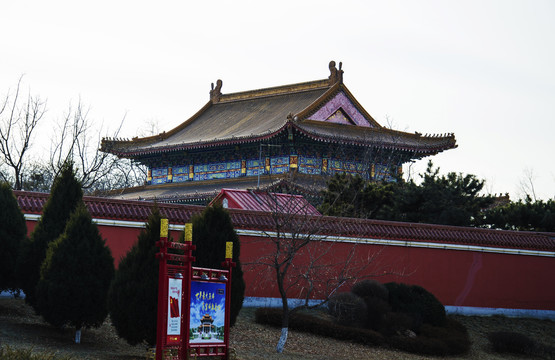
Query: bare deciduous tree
[[48, 100, 145, 193], [518, 167, 538, 201], [0, 76, 46, 189], [243, 187, 395, 353]]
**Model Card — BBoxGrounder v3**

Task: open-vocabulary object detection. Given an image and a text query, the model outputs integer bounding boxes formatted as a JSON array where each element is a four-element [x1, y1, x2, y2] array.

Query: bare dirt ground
[[1, 297, 554, 359]]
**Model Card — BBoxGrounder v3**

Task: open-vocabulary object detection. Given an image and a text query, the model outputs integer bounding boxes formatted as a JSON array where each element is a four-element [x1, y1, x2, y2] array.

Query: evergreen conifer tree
[[17, 162, 83, 308], [107, 207, 161, 346], [0, 182, 27, 293], [35, 203, 115, 342], [191, 204, 245, 327]]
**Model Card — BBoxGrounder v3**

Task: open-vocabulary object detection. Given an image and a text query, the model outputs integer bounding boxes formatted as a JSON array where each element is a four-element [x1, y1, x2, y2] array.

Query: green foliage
[[320, 162, 494, 227], [0, 345, 73, 360], [380, 312, 418, 336], [16, 162, 83, 309], [385, 162, 493, 226], [255, 307, 469, 355], [385, 282, 446, 327], [255, 307, 384, 346], [484, 196, 555, 232], [319, 174, 396, 218], [0, 183, 27, 292], [107, 208, 161, 346], [351, 279, 389, 301], [191, 204, 245, 327], [349, 280, 391, 331], [362, 296, 392, 331], [35, 203, 114, 330], [327, 292, 367, 328], [384, 317, 470, 356], [488, 331, 536, 355]]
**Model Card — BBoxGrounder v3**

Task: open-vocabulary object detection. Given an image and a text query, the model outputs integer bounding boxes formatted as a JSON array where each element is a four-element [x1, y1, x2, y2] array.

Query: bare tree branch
[[47, 99, 143, 192], [0, 76, 46, 189]]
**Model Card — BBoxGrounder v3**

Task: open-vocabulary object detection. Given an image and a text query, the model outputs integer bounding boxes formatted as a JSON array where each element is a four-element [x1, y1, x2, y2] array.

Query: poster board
[[189, 281, 226, 344]]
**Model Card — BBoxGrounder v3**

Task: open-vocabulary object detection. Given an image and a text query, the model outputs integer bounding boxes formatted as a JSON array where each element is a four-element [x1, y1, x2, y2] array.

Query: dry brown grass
[[1, 298, 554, 359]]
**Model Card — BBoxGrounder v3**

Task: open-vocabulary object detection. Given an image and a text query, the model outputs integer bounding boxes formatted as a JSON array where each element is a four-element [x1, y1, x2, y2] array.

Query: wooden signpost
[[155, 220, 234, 360]]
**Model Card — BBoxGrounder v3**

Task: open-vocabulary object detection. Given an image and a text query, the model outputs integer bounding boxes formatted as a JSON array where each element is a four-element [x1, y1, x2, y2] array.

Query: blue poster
[[189, 281, 226, 343]]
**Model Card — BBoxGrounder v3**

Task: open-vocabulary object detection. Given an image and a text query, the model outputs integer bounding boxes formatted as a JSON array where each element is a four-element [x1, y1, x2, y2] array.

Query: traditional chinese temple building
[[198, 314, 215, 336], [101, 61, 457, 204]]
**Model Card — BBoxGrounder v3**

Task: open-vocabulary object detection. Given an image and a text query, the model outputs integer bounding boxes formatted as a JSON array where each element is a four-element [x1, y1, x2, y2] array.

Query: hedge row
[[255, 308, 470, 356]]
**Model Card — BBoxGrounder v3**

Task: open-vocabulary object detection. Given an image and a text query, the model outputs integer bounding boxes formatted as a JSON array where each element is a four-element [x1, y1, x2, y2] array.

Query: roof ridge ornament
[[210, 79, 223, 103], [328, 60, 343, 85]]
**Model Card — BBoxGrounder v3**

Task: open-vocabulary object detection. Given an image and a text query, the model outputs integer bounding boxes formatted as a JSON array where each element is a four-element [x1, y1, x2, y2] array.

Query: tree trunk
[[276, 327, 288, 353], [275, 246, 292, 353], [75, 328, 81, 344]]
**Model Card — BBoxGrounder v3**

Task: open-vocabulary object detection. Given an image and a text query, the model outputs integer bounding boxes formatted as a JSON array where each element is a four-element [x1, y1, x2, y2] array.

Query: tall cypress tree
[[17, 162, 83, 309], [191, 204, 245, 327], [35, 203, 115, 342], [108, 207, 161, 346], [0, 182, 27, 293]]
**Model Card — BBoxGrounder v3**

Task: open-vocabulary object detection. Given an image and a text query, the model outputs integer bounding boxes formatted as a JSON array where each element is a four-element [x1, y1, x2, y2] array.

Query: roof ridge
[[217, 79, 330, 103]]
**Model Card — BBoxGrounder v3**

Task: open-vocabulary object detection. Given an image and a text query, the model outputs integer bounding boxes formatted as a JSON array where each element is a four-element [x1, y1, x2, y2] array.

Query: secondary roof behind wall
[[210, 188, 321, 216]]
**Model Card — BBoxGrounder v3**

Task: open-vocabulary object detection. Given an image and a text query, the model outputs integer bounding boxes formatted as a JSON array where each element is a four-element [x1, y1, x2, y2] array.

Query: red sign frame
[[155, 221, 235, 360]]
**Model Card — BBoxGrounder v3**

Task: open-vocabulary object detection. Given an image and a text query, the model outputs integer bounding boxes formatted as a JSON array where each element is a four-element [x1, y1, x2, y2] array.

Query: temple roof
[[101, 62, 456, 158]]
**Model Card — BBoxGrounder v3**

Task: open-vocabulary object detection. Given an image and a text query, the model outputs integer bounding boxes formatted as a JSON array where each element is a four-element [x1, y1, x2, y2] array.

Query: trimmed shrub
[[385, 282, 446, 326], [35, 203, 114, 333], [255, 307, 384, 346], [387, 335, 449, 356], [191, 204, 245, 327], [419, 318, 471, 355], [351, 279, 389, 301], [327, 291, 367, 328], [362, 296, 391, 331], [108, 208, 162, 346], [380, 312, 418, 337], [538, 344, 555, 359], [17, 162, 83, 309], [0, 182, 27, 293], [488, 331, 536, 355], [255, 307, 469, 356]]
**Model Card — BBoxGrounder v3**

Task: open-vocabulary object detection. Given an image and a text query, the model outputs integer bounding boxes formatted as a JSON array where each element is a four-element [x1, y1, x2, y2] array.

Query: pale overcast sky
[[1, 0, 554, 200]]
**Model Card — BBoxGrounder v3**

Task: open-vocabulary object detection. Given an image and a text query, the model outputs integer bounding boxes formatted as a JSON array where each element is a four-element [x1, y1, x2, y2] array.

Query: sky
[[1, 0, 554, 200]]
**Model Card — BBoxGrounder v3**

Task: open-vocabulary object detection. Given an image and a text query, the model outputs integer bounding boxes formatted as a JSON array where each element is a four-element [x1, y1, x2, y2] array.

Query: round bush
[[364, 296, 392, 331], [351, 279, 389, 301], [488, 331, 536, 355], [328, 292, 367, 328], [385, 282, 446, 327]]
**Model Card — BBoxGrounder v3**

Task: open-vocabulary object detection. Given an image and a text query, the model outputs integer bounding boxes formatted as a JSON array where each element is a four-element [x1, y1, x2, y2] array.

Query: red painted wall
[[24, 220, 181, 269], [24, 219, 555, 311], [239, 235, 555, 311]]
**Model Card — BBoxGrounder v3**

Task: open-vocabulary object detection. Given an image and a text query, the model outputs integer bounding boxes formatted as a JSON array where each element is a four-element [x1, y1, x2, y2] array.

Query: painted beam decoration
[[146, 155, 399, 185], [189, 281, 226, 343]]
